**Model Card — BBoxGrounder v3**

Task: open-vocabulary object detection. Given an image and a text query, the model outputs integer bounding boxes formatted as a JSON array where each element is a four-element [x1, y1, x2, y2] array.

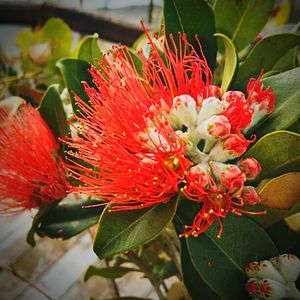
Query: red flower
[[0, 100, 68, 213], [65, 29, 270, 235], [65, 34, 204, 210], [221, 95, 253, 133], [247, 77, 275, 113]]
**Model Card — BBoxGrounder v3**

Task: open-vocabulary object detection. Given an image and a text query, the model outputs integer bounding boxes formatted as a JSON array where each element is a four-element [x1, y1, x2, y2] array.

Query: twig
[[0, 265, 54, 300], [0, 72, 40, 85], [126, 251, 166, 300], [0, 2, 143, 46], [104, 258, 120, 297]]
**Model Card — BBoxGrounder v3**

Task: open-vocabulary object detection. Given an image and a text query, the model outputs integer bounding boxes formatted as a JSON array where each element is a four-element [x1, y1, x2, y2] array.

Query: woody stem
[[126, 251, 166, 300]]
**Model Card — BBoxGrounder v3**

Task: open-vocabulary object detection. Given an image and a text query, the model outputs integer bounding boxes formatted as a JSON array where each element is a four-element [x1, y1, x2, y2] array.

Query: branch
[[0, 2, 143, 46]]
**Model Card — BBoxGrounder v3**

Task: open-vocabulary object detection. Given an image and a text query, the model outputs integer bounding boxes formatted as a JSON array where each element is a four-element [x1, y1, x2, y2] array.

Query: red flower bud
[[242, 186, 260, 205], [239, 157, 262, 179]]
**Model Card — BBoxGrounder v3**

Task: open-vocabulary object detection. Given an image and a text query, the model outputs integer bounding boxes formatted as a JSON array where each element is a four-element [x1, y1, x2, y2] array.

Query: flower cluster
[[0, 97, 68, 213], [65, 31, 275, 236], [246, 253, 300, 300]]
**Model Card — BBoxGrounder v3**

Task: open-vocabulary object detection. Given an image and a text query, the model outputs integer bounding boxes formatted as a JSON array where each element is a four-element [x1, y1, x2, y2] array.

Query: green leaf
[[38, 84, 69, 140], [74, 34, 103, 64], [247, 201, 300, 228], [41, 18, 72, 73], [272, 23, 300, 73], [186, 214, 279, 300], [248, 67, 300, 138], [179, 235, 219, 299], [41, 18, 72, 51], [175, 199, 278, 299], [235, 33, 300, 87], [163, 0, 217, 70], [243, 131, 300, 181], [57, 58, 94, 115], [35, 199, 105, 239], [214, 33, 237, 92], [272, 48, 298, 73], [93, 197, 179, 258], [84, 265, 138, 281], [213, 0, 274, 52], [16, 28, 39, 53]]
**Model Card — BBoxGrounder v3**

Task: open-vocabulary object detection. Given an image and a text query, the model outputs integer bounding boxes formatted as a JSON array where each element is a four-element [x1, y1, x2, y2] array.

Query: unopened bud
[[170, 95, 197, 128], [278, 254, 300, 282], [197, 97, 222, 124], [239, 157, 261, 179], [209, 134, 250, 162], [210, 162, 245, 191], [196, 115, 231, 140], [242, 186, 261, 205], [209, 85, 223, 99], [245, 260, 285, 284]]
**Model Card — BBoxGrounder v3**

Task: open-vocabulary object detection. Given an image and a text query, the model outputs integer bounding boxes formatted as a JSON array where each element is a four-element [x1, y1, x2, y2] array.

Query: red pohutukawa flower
[[0, 98, 68, 213], [65, 30, 275, 236]]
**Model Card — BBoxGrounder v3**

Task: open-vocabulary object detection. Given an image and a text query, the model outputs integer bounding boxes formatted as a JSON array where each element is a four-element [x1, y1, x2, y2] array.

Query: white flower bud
[[170, 94, 197, 128], [196, 115, 231, 141], [259, 278, 287, 300], [197, 97, 222, 124], [245, 260, 285, 284], [278, 254, 300, 282]]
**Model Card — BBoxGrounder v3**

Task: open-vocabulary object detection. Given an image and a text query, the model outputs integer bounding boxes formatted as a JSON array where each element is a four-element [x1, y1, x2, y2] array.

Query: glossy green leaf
[[186, 214, 279, 300], [57, 58, 94, 115], [93, 197, 179, 258], [214, 33, 237, 92], [243, 131, 300, 181], [273, 48, 298, 73], [175, 199, 278, 299], [74, 34, 103, 64], [34, 199, 104, 239], [213, 0, 274, 52], [247, 201, 300, 228], [235, 33, 300, 87], [163, 0, 217, 70], [38, 84, 69, 140], [179, 234, 219, 299], [84, 265, 138, 281], [272, 23, 300, 72], [248, 67, 300, 138]]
